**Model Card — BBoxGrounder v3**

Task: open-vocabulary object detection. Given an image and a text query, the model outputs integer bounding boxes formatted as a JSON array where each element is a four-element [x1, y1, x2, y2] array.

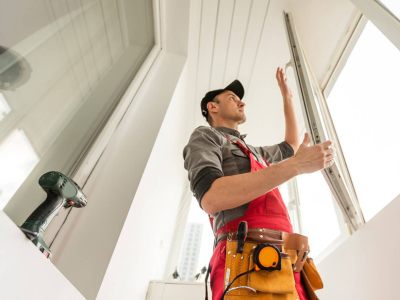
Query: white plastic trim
[[72, 0, 162, 187], [350, 0, 400, 51], [283, 11, 365, 232]]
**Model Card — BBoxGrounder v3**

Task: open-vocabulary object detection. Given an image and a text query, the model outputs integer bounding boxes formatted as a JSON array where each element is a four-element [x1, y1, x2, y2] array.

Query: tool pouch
[[248, 251, 294, 294], [283, 250, 323, 300], [224, 240, 297, 299], [303, 258, 323, 291]]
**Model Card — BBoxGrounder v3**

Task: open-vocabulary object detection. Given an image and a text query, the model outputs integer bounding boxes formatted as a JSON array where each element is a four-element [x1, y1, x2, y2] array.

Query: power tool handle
[[26, 193, 64, 221]]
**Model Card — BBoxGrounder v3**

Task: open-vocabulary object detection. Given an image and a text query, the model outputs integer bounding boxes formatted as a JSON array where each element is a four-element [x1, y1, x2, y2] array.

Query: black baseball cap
[[201, 79, 245, 118]]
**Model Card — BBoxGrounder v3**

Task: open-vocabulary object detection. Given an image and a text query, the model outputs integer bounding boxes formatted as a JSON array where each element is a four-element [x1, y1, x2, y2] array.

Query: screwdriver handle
[[236, 221, 248, 254]]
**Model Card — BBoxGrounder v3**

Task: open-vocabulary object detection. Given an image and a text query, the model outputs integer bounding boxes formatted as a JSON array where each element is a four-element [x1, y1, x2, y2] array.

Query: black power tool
[[20, 171, 87, 259]]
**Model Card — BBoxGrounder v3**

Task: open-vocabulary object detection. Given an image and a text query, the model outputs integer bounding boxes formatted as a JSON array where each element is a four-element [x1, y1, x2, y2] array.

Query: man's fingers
[[302, 132, 310, 146], [324, 159, 335, 169], [276, 67, 280, 80], [324, 148, 336, 156], [325, 153, 336, 160], [321, 140, 334, 149]]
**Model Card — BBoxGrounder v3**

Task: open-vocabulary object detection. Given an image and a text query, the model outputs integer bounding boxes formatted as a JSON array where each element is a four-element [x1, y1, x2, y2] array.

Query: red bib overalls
[[208, 137, 309, 300]]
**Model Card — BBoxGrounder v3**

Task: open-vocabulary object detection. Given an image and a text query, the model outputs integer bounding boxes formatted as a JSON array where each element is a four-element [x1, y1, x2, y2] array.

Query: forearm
[[283, 97, 300, 152], [201, 157, 300, 215]]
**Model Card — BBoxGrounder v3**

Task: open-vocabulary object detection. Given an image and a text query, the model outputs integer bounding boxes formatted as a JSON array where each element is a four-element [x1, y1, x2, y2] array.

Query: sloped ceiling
[[187, 0, 357, 147]]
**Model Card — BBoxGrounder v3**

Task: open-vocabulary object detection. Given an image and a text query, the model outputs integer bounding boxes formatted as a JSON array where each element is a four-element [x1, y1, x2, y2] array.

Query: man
[[183, 68, 336, 300]]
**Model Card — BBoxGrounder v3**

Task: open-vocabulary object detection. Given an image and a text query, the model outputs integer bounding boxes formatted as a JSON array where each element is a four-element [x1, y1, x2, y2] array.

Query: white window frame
[[283, 12, 365, 233], [71, 0, 162, 186], [322, 13, 368, 99], [319, 4, 400, 230], [3, 0, 161, 224], [286, 177, 303, 235], [350, 0, 400, 51]]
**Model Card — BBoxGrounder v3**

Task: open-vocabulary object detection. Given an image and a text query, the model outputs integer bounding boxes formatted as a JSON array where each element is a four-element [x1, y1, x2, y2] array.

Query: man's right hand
[[202, 132, 337, 215], [292, 132, 337, 174]]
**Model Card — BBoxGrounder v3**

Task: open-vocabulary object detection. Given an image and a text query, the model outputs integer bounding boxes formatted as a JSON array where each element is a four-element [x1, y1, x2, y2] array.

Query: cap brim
[[224, 79, 244, 99]]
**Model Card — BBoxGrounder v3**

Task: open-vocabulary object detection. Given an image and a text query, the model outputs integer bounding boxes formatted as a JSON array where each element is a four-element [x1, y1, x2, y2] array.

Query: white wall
[[96, 60, 195, 300], [315, 193, 400, 300], [0, 211, 84, 300], [48, 50, 187, 300]]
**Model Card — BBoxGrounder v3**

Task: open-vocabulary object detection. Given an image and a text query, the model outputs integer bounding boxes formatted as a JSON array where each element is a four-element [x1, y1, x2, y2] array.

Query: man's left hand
[[276, 67, 293, 100]]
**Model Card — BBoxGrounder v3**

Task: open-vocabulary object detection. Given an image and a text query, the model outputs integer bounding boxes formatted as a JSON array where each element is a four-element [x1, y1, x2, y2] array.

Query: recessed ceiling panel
[[223, 0, 252, 86], [195, 0, 219, 101], [209, 0, 235, 90], [238, 0, 270, 90]]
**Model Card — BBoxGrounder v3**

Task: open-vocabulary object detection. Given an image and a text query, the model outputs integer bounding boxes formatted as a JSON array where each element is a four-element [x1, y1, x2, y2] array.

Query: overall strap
[[221, 135, 253, 158], [262, 157, 270, 167]]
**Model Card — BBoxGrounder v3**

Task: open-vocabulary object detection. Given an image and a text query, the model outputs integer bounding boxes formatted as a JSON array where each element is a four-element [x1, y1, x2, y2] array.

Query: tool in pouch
[[220, 221, 284, 300], [20, 171, 87, 260]]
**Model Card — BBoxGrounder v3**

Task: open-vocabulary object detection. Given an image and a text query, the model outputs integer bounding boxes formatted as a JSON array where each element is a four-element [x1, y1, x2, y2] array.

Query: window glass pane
[[0, 94, 11, 122], [327, 21, 400, 221], [376, 0, 400, 20], [0, 0, 155, 208], [279, 182, 290, 207], [296, 172, 341, 258], [279, 181, 300, 233], [0, 130, 39, 210], [177, 197, 214, 282]]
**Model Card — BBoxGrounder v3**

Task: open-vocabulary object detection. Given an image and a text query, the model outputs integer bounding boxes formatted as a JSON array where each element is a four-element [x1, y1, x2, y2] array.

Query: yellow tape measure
[[253, 244, 281, 271]]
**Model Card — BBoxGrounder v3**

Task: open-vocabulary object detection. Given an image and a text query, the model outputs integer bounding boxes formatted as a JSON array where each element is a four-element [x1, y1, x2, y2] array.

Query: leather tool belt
[[216, 228, 311, 273], [213, 228, 323, 300]]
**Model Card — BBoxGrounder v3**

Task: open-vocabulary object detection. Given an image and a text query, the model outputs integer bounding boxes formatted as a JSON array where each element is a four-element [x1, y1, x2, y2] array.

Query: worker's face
[[215, 90, 246, 124]]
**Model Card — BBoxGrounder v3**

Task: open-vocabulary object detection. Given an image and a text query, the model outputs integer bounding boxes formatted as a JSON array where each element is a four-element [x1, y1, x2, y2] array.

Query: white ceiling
[[186, 0, 358, 147]]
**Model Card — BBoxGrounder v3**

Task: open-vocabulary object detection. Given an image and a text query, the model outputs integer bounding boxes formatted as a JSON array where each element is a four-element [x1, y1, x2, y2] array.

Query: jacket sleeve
[[183, 126, 224, 208], [254, 141, 294, 165]]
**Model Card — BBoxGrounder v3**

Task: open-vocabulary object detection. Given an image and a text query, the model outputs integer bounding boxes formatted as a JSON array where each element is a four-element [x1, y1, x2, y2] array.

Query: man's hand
[[292, 132, 337, 174], [201, 132, 336, 215], [276, 67, 293, 100]]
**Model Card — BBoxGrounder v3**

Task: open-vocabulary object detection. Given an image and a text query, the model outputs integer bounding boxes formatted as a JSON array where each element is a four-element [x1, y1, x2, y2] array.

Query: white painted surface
[[95, 56, 193, 300], [351, 0, 400, 52], [47, 1, 190, 299], [315, 193, 400, 300], [48, 51, 186, 300], [0, 211, 84, 300], [146, 281, 211, 300]]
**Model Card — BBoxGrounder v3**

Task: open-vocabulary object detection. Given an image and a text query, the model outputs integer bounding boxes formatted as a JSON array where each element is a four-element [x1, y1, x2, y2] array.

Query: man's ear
[[207, 101, 218, 113]]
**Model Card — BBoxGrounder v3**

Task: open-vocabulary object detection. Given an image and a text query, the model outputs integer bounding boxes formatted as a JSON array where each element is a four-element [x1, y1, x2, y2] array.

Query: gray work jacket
[[183, 126, 294, 233]]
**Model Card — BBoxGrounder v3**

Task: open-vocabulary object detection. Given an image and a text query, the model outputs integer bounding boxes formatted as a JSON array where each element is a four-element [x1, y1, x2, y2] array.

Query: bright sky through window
[[296, 171, 341, 258], [377, 0, 400, 20], [177, 197, 214, 281], [327, 21, 400, 222]]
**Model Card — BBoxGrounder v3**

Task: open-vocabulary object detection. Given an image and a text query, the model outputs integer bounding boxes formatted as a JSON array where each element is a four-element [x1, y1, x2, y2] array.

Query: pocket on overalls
[[248, 252, 295, 294], [303, 257, 323, 291]]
